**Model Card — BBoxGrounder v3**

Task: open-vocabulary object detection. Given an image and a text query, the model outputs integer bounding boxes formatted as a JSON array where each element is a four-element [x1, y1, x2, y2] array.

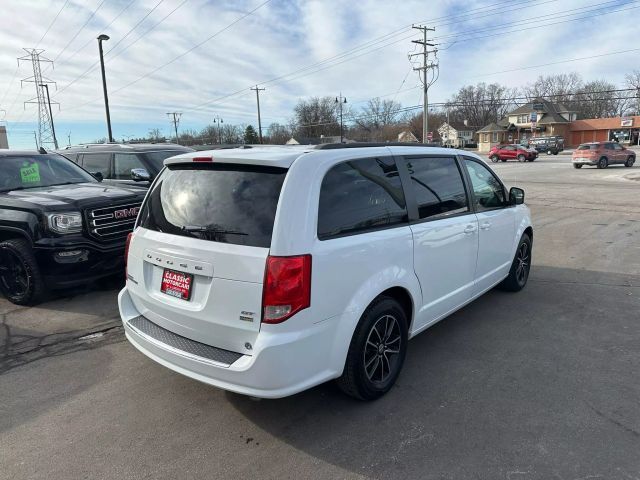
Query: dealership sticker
[[20, 163, 41, 184]]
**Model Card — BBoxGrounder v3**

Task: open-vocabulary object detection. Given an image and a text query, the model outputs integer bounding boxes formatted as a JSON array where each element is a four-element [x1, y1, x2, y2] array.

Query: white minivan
[[119, 144, 532, 400]]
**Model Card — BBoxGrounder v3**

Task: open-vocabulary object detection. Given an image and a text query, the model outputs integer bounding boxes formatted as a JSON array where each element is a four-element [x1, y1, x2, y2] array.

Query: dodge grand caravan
[[119, 144, 533, 400]]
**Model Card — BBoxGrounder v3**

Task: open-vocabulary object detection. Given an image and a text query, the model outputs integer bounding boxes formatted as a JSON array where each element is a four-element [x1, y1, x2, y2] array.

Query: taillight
[[193, 156, 213, 162], [124, 232, 133, 279], [262, 255, 312, 324]]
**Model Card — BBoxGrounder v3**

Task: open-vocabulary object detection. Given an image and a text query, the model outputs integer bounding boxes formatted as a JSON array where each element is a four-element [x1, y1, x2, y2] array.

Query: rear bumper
[[118, 287, 341, 398], [572, 158, 597, 165]]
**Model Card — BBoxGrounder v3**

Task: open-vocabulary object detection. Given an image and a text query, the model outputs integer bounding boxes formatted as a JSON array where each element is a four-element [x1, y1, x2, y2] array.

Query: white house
[[437, 122, 476, 147]]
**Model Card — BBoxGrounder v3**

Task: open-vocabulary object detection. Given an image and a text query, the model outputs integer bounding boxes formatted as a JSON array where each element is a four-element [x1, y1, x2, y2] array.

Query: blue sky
[[0, 0, 638, 148]]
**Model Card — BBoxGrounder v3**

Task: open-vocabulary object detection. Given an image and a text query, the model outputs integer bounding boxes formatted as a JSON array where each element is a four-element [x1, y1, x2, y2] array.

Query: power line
[[35, 0, 70, 49], [52, 0, 108, 63], [52, 0, 167, 99], [56, 0, 137, 67], [107, 0, 273, 96]]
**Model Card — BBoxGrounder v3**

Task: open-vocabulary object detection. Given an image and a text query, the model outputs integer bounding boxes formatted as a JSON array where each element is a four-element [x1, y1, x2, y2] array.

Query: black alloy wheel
[[0, 239, 45, 305], [597, 157, 608, 169], [499, 233, 532, 292], [363, 314, 402, 386], [336, 296, 408, 400]]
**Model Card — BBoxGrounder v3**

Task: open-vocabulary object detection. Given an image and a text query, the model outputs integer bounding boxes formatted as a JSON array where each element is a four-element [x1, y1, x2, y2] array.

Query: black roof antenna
[[38, 147, 47, 154]]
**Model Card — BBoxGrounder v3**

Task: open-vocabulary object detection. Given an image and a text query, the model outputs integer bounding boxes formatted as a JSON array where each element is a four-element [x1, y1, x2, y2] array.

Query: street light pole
[[97, 34, 113, 143], [39, 83, 58, 149], [213, 116, 223, 144], [335, 93, 347, 143]]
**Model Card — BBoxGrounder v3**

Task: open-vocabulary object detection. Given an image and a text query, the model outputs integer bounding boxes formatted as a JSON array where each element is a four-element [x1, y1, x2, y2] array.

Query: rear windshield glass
[[577, 144, 597, 150], [137, 163, 287, 248]]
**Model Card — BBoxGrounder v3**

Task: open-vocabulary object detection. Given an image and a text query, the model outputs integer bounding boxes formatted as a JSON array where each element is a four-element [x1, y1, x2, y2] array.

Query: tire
[[517, 154, 526, 162], [0, 238, 45, 305], [625, 156, 635, 167], [499, 233, 532, 292], [336, 296, 408, 401], [597, 157, 608, 169], [573, 163, 583, 169], [490, 155, 500, 163]]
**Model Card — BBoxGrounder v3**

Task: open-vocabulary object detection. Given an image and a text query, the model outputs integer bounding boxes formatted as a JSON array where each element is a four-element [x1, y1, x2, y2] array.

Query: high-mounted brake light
[[262, 255, 312, 324], [124, 232, 133, 280], [192, 156, 213, 162]]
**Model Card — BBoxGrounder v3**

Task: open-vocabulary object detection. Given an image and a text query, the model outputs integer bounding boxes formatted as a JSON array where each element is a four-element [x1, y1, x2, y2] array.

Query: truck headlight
[[47, 212, 83, 234]]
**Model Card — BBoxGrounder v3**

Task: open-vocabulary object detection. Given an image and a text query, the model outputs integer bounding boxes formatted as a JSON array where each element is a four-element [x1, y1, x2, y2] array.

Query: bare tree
[[266, 123, 292, 144], [355, 98, 402, 132], [522, 73, 583, 103], [447, 82, 516, 128], [292, 96, 340, 138], [575, 80, 630, 118], [148, 128, 163, 142], [625, 70, 640, 114]]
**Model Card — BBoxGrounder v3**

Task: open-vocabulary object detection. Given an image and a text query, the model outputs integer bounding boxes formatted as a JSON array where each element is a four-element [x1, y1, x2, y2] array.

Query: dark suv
[[59, 143, 193, 187], [0, 150, 147, 305], [528, 136, 564, 155]]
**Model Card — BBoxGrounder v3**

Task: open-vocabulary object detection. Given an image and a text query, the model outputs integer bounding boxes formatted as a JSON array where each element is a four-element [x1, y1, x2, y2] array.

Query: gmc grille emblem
[[114, 207, 140, 219]]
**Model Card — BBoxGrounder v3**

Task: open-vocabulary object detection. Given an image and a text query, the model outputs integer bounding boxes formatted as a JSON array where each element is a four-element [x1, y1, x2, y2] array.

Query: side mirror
[[131, 168, 150, 182], [92, 171, 104, 182], [509, 187, 525, 205]]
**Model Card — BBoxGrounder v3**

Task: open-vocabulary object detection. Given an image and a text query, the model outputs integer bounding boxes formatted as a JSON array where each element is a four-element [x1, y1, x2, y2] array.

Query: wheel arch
[[0, 228, 32, 245]]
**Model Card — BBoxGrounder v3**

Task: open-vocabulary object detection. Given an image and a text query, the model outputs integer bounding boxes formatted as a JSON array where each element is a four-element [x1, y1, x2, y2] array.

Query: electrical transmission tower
[[409, 26, 439, 144], [18, 49, 59, 149], [166, 112, 182, 144]]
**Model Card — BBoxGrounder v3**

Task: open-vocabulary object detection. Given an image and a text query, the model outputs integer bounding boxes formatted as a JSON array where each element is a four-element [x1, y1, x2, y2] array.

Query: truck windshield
[[137, 163, 287, 248], [0, 154, 96, 192]]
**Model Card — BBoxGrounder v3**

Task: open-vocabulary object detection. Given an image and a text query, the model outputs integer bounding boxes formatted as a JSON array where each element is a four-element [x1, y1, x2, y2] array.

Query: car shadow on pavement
[[227, 265, 640, 479]]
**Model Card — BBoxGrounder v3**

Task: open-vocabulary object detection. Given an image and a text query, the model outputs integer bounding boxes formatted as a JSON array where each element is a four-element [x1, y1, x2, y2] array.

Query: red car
[[488, 144, 537, 163]]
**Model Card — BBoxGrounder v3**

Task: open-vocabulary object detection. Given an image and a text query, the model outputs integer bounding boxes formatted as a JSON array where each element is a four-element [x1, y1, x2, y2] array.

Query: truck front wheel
[[0, 239, 45, 305]]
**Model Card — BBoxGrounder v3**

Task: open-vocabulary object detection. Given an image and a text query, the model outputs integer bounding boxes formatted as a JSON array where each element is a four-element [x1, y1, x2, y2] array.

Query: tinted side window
[[463, 159, 506, 211], [404, 156, 469, 220], [114, 153, 146, 179], [82, 153, 110, 177], [318, 157, 407, 240]]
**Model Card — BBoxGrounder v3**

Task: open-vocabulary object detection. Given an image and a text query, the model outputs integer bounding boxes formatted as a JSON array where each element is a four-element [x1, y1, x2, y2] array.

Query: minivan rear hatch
[[126, 162, 287, 355]]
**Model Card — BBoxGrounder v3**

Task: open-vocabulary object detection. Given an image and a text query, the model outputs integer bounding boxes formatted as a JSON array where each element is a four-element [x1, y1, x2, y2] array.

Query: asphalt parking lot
[[1, 154, 639, 480]]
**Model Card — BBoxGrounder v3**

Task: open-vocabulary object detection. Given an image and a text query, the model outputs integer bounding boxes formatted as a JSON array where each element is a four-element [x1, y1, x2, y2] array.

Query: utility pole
[[67, 131, 71, 147], [39, 84, 58, 149], [335, 93, 347, 143], [166, 112, 182, 144], [250, 86, 265, 144], [18, 49, 58, 149], [33, 131, 38, 149], [410, 25, 438, 144]]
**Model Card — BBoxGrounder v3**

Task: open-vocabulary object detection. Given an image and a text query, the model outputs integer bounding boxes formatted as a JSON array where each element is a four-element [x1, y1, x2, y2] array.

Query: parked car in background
[[488, 144, 537, 162], [529, 136, 564, 155], [59, 143, 194, 187], [572, 142, 636, 169], [0, 150, 147, 305], [119, 144, 533, 400]]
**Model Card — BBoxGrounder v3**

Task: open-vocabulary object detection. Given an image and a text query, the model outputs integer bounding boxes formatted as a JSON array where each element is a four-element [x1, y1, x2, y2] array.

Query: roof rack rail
[[315, 142, 440, 150]]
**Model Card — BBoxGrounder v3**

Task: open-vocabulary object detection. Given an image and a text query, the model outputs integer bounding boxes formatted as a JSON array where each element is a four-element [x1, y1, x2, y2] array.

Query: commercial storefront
[[569, 116, 640, 147]]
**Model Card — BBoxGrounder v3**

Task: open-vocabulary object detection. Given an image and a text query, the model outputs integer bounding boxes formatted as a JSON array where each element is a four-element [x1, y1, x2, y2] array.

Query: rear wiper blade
[[181, 226, 248, 236]]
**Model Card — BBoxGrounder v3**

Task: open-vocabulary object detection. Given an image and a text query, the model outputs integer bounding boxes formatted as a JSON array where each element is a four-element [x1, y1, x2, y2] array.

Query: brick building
[[569, 116, 640, 147]]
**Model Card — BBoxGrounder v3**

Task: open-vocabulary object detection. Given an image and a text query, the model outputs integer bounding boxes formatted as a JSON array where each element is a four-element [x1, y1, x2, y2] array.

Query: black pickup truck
[[0, 150, 147, 305]]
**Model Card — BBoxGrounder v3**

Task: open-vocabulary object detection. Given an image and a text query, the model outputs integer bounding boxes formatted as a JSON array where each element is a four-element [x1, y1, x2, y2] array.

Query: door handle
[[480, 222, 491, 230], [463, 224, 477, 234]]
